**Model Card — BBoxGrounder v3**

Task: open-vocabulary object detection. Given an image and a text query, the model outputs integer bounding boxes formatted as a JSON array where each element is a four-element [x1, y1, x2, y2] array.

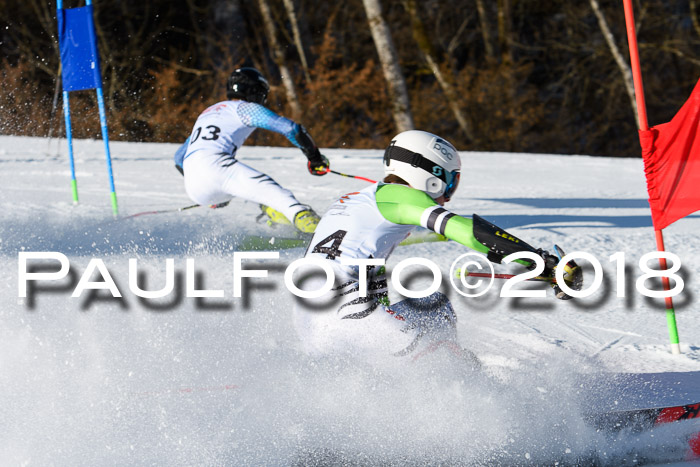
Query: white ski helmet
[[383, 130, 461, 200]]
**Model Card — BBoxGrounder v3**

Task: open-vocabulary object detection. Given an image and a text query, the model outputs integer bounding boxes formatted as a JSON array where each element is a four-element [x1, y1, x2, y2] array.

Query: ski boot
[[293, 210, 320, 234], [258, 204, 292, 226]]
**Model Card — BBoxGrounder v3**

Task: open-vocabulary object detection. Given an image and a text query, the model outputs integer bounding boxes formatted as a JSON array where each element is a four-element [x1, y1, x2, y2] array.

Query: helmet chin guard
[[383, 130, 461, 200]]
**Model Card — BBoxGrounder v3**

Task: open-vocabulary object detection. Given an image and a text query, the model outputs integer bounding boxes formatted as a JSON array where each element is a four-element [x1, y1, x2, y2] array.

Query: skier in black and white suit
[[174, 67, 330, 233]]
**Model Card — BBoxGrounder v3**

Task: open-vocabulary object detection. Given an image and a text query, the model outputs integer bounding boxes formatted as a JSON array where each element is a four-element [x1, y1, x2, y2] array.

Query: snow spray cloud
[[17, 250, 684, 308]]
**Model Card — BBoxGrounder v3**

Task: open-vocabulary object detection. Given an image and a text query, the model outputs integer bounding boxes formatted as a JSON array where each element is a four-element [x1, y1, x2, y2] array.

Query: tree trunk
[[282, 0, 312, 84], [257, 0, 302, 118], [498, 0, 520, 151], [403, 0, 473, 141], [497, 0, 512, 64], [589, 0, 639, 128], [362, 0, 414, 133], [691, 0, 700, 39], [474, 0, 496, 61]]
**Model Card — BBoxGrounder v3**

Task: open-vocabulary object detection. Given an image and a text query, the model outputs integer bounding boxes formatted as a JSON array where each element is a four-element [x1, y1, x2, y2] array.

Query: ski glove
[[535, 248, 583, 300], [534, 249, 559, 275], [294, 124, 328, 175], [308, 155, 330, 176]]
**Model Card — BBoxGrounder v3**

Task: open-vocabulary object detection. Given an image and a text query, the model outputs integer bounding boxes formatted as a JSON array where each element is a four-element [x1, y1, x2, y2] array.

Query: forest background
[[1, 0, 699, 157]]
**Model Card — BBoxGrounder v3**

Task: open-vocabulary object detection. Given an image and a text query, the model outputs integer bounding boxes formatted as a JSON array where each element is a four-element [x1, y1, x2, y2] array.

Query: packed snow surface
[[1, 136, 699, 465]]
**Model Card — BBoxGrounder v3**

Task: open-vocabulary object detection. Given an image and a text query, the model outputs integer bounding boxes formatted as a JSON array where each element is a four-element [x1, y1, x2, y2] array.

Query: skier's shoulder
[[374, 182, 450, 226], [326, 183, 376, 207], [199, 100, 235, 115], [191, 101, 234, 125], [235, 100, 279, 118], [376, 182, 436, 208], [233, 100, 295, 131]]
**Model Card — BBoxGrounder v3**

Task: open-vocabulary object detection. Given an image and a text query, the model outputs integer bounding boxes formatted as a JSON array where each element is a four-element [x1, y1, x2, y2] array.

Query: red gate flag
[[640, 78, 700, 230]]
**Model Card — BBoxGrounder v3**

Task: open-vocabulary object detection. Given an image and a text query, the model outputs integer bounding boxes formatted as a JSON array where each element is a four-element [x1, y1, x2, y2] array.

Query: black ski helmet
[[226, 67, 270, 104]]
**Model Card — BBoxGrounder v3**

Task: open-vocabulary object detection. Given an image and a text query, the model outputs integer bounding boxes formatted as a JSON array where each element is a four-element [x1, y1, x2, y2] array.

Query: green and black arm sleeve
[[376, 184, 539, 266]]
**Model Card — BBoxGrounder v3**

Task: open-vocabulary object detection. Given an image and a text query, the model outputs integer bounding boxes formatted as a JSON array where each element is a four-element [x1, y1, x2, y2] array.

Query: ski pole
[[121, 200, 232, 220], [121, 203, 202, 220], [122, 201, 232, 220], [329, 169, 377, 184], [456, 269, 554, 283]]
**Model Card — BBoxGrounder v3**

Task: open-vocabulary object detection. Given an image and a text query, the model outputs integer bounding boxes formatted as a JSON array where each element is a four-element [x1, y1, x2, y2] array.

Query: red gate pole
[[622, 0, 680, 354]]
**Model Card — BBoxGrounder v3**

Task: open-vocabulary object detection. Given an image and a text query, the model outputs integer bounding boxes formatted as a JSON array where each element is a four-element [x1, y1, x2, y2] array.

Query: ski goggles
[[443, 170, 460, 200]]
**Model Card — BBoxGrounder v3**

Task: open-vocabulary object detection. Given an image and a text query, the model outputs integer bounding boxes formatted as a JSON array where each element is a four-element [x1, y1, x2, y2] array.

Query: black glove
[[294, 124, 328, 175], [535, 248, 583, 300], [307, 155, 330, 176], [534, 248, 559, 276]]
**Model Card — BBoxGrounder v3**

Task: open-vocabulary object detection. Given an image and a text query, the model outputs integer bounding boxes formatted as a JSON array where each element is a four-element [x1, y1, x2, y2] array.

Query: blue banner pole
[[95, 86, 118, 216], [62, 90, 79, 204], [57, 0, 79, 204], [84, 0, 118, 217]]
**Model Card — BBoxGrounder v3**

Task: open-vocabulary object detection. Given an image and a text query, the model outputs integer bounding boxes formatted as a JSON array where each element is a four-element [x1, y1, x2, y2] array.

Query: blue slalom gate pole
[[95, 86, 118, 216], [86, 0, 118, 216], [57, 0, 78, 204], [61, 89, 79, 204]]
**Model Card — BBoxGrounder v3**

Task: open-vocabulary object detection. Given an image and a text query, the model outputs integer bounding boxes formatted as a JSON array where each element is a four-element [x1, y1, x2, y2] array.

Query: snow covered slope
[[1, 135, 699, 465]]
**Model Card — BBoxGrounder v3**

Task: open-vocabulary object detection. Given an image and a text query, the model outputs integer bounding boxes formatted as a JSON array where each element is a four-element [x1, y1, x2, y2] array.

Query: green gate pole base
[[110, 191, 119, 218], [71, 179, 79, 204], [666, 308, 681, 355]]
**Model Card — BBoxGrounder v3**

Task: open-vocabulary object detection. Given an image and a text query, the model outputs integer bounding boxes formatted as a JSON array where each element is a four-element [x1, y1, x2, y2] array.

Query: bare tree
[[497, 0, 513, 64], [282, 0, 312, 84], [7, 0, 58, 77], [258, 0, 302, 118], [691, 0, 700, 39], [362, 0, 414, 133], [589, 0, 639, 128], [402, 0, 473, 140], [474, 0, 496, 61]]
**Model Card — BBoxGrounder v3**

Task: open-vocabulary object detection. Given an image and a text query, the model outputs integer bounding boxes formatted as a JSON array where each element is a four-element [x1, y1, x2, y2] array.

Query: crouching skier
[[292, 130, 582, 367], [174, 67, 329, 234]]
